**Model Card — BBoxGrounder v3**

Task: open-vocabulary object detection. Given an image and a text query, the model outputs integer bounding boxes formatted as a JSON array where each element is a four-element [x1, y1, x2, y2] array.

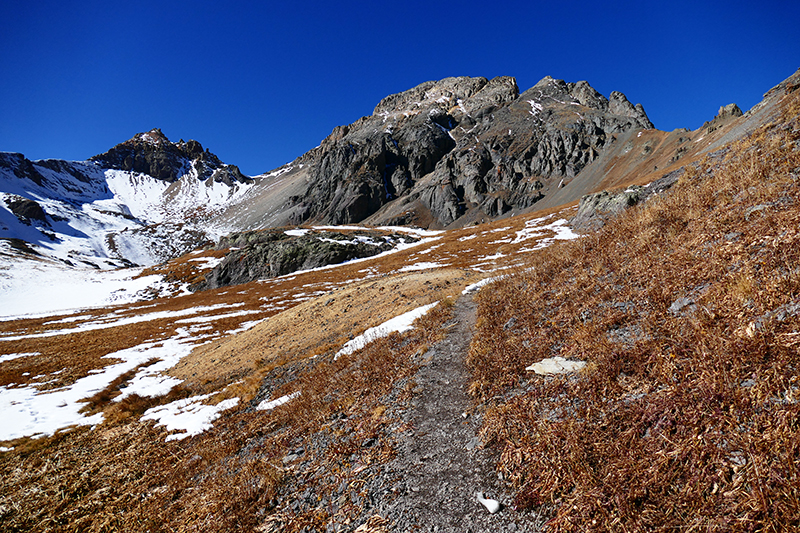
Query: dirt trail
[[373, 296, 546, 532]]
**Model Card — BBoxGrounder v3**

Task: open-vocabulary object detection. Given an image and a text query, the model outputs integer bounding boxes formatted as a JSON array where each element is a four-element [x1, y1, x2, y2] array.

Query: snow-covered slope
[[0, 133, 255, 270], [0, 131, 263, 317]]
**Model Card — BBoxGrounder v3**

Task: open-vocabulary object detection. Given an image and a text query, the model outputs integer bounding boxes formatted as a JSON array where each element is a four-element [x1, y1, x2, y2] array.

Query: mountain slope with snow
[[0, 130, 256, 269], [1, 68, 799, 533]]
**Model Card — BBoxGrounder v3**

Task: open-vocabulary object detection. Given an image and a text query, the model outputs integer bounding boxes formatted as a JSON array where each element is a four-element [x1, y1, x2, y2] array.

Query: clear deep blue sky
[[1, 0, 797, 176]]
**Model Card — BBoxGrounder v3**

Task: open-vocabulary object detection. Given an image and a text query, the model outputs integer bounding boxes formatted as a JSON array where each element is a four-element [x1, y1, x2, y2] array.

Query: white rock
[[476, 491, 501, 514], [525, 356, 586, 375]]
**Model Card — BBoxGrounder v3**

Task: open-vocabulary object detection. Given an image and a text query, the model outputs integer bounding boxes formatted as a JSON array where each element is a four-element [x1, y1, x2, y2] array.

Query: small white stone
[[476, 491, 501, 514], [525, 356, 586, 375]]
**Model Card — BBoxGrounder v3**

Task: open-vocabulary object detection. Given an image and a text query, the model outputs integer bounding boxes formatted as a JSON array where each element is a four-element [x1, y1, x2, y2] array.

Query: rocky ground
[[348, 296, 547, 532]]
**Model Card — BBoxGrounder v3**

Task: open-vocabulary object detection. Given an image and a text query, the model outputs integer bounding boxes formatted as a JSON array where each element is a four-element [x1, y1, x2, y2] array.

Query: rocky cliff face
[[194, 229, 415, 290], [280, 76, 654, 227], [91, 128, 251, 185]]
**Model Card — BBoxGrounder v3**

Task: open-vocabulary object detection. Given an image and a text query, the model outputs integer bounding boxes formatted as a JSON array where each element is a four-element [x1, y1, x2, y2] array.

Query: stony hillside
[[470, 77, 800, 531], [243, 75, 655, 228], [211, 70, 794, 233]]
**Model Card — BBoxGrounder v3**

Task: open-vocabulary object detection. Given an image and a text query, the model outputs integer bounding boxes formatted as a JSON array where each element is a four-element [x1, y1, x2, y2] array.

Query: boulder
[[194, 229, 415, 290], [5, 196, 47, 224]]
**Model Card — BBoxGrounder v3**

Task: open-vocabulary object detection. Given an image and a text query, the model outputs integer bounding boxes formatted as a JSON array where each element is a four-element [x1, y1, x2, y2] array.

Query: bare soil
[[365, 296, 547, 532]]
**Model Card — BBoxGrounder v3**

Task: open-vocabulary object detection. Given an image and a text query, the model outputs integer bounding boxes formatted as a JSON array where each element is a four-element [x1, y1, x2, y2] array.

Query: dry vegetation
[[469, 91, 800, 530], [2, 82, 798, 532], [0, 193, 568, 530], [0, 302, 453, 532]]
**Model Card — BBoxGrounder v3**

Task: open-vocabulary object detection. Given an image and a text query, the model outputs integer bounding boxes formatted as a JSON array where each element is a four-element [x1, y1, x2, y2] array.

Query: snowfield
[[0, 250, 167, 319], [0, 157, 254, 270]]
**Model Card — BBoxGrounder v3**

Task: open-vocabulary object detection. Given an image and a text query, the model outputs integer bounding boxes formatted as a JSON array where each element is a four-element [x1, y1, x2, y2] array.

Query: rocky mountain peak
[[608, 91, 653, 128], [132, 128, 171, 146], [372, 76, 521, 122], [282, 75, 660, 228], [568, 80, 609, 109], [522, 76, 653, 128], [90, 129, 250, 185], [373, 76, 489, 117]]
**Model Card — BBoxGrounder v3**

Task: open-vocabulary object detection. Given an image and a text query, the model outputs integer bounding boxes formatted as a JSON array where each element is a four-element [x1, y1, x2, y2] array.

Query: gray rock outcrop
[[0, 152, 47, 186], [5, 196, 47, 224], [91, 128, 252, 185], [702, 103, 744, 133], [194, 229, 415, 290], [570, 169, 683, 231], [279, 76, 654, 227]]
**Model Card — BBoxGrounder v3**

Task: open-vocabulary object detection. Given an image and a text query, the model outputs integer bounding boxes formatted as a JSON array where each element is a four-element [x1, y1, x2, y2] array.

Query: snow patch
[[398, 262, 448, 272], [462, 276, 505, 294], [0, 255, 166, 320], [2, 303, 243, 341], [188, 256, 224, 270], [528, 100, 544, 115], [335, 302, 439, 359], [0, 317, 236, 442], [0, 352, 40, 363], [226, 318, 268, 335], [142, 395, 240, 441], [256, 391, 301, 411], [512, 217, 579, 246]]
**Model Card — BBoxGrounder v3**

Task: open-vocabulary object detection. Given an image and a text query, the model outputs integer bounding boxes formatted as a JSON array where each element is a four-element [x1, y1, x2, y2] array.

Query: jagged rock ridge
[[281, 75, 654, 227], [91, 128, 251, 186]]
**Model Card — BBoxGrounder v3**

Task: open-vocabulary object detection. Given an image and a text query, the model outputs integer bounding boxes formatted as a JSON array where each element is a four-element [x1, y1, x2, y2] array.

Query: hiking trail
[[367, 295, 547, 532]]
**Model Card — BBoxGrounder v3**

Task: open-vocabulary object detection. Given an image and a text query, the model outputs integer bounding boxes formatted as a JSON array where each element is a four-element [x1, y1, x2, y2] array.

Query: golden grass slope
[[470, 87, 800, 531]]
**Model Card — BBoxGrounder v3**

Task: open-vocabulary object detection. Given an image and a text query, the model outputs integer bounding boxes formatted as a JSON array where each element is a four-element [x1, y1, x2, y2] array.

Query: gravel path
[[370, 295, 546, 532]]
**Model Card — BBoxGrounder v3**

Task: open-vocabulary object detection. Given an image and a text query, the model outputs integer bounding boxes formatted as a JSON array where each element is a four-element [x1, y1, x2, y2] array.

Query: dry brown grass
[[169, 269, 473, 397], [469, 90, 800, 530], [0, 294, 454, 532], [0, 186, 580, 531]]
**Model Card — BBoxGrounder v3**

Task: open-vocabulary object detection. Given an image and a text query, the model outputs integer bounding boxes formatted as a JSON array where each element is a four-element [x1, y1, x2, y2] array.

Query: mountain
[[3, 73, 794, 271], [208, 71, 795, 230], [1, 68, 799, 532], [221, 75, 656, 229], [90, 127, 251, 186], [0, 129, 253, 268]]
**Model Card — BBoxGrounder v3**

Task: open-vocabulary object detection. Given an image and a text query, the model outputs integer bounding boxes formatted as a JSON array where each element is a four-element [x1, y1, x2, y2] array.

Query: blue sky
[[1, 0, 797, 176]]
